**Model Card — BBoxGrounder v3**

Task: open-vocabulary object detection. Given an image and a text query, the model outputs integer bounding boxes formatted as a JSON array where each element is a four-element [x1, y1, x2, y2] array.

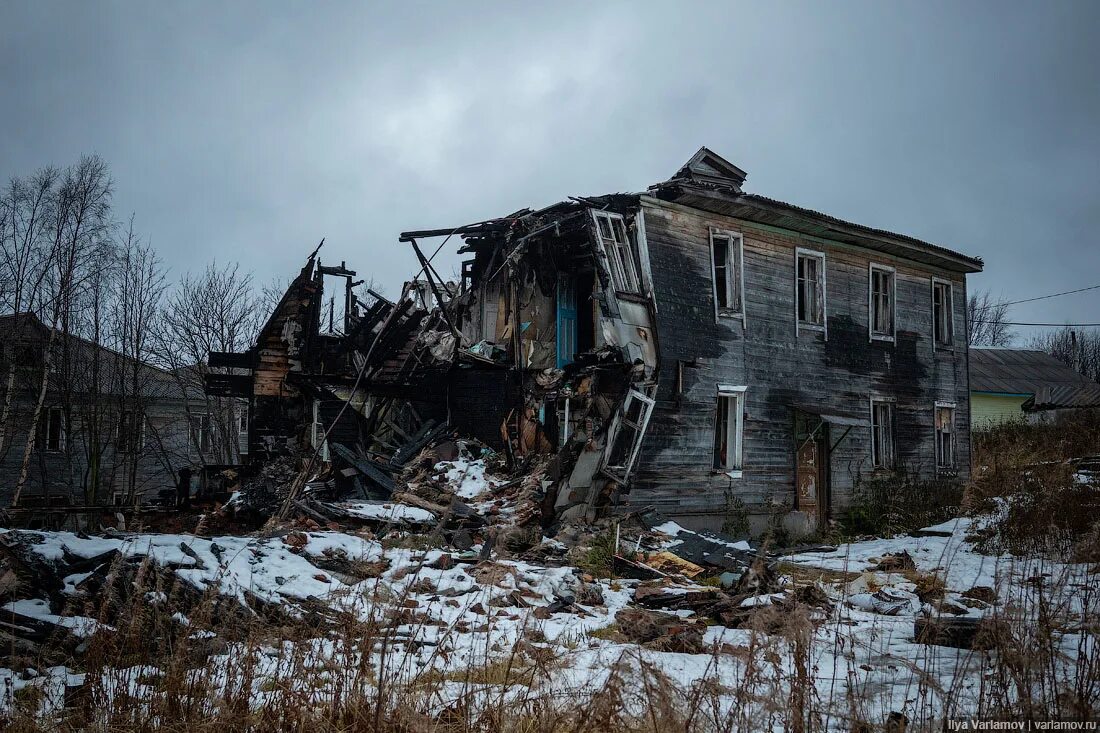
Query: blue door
[[556, 275, 577, 368]]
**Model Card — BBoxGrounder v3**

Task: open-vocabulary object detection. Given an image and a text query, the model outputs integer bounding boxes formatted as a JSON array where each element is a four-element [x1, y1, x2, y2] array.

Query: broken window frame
[[710, 229, 744, 322], [931, 277, 954, 350], [602, 388, 655, 481], [45, 406, 65, 452], [311, 400, 330, 462], [935, 401, 956, 471], [592, 210, 641, 295], [713, 384, 746, 476], [869, 398, 896, 470], [795, 247, 827, 334], [869, 263, 897, 342]]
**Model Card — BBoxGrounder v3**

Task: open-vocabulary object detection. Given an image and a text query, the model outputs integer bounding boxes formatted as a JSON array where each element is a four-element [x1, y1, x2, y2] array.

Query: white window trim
[[931, 277, 955, 351], [794, 247, 827, 337], [591, 209, 641, 295], [189, 413, 211, 460], [709, 228, 745, 324], [714, 384, 747, 478], [603, 388, 655, 481], [869, 263, 897, 343], [934, 400, 958, 471], [869, 397, 897, 470]]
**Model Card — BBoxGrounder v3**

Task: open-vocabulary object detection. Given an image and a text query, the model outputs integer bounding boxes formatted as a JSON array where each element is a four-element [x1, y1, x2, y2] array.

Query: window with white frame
[[604, 389, 654, 480], [796, 249, 826, 329], [710, 230, 743, 318], [932, 279, 953, 348], [870, 264, 896, 340], [870, 399, 896, 469], [311, 400, 330, 462], [713, 386, 746, 472], [237, 401, 249, 455], [592, 210, 640, 294], [189, 413, 211, 458], [935, 403, 956, 470], [45, 406, 65, 452]]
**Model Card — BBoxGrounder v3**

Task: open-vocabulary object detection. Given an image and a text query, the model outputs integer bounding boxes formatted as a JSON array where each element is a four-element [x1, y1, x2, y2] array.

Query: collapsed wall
[[204, 198, 660, 527]]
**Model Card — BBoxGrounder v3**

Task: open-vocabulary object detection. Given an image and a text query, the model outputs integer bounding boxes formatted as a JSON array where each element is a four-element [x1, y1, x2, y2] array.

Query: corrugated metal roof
[[970, 348, 1100, 409]]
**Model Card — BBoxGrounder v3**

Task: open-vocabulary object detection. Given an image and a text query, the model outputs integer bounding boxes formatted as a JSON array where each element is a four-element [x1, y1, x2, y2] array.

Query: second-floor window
[[592, 210, 640, 294], [796, 248, 826, 330], [710, 230, 743, 319], [870, 264, 896, 340], [932, 279, 953, 348]]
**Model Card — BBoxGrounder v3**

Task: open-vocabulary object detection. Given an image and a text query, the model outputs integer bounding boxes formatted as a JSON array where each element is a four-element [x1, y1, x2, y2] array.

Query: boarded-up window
[[870, 265, 895, 339], [710, 230, 743, 317], [933, 280, 953, 347], [592, 210, 640, 294], [935, 404, 955, 469], [713, 387, 746, 471], [45, 406, 65, 452], [796, 250, 826, 328], [870, 400, 895, 469]]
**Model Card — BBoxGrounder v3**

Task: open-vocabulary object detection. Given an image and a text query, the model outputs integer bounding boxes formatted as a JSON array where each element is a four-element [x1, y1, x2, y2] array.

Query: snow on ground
[[433, 456, 503, 500], [1, 515, 1095, 728]]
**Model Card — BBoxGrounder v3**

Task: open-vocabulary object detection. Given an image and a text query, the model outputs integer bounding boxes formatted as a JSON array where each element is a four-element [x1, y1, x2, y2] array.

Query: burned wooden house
[[208, 147, 982, 535]]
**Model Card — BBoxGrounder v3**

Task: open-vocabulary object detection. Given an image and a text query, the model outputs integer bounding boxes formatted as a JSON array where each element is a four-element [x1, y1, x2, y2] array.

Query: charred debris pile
[[204, 197, 671, 547]]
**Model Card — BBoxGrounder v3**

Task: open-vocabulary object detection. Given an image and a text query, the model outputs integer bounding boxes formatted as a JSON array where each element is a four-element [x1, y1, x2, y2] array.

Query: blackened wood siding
[[630, 197, 971, 530]]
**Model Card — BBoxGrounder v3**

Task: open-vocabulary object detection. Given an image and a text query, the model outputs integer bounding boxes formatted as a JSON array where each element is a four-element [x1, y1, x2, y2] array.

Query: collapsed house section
[[204, 197, 660, 526]]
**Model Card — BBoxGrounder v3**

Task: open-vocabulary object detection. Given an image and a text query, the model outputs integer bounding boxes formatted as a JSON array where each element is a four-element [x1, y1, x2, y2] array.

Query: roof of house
[[649, 146, 985, 275], [969, 348, 1100, 410], [0, 312, 202, 401]]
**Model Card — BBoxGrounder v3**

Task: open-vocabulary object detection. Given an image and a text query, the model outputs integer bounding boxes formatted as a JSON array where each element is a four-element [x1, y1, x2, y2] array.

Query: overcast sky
[[2, 1, 1098, 342]]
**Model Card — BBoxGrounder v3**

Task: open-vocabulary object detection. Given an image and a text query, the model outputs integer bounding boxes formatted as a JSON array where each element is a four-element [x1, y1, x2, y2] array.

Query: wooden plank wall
[[629, 197, 971, 531]]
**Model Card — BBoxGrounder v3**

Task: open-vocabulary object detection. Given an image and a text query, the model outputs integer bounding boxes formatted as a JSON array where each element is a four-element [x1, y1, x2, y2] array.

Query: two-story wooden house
[[430, 147, 982, 534], [226, 146, 983, 536]]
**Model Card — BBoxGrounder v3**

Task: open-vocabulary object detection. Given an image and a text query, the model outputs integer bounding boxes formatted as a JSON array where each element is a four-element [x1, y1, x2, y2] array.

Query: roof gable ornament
[[670, 146, 747, 191]]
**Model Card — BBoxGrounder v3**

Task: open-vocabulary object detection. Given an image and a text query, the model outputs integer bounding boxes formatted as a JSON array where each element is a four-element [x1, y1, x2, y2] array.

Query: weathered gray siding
[[630, 197, 971, 531], [0, 397, 199, 508]]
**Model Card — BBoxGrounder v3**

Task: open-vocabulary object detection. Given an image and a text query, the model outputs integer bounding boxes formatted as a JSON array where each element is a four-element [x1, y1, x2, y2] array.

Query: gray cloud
[[3, 1, 1098, 338]]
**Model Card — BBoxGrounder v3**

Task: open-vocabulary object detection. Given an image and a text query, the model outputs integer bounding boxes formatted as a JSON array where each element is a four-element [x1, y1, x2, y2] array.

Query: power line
[[974, 320, 1100, 327], [1000, 283, 1100, 307]]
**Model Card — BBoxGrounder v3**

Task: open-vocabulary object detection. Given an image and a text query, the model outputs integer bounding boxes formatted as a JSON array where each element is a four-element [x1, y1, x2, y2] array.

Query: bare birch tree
[[13, 156, 113, 505]]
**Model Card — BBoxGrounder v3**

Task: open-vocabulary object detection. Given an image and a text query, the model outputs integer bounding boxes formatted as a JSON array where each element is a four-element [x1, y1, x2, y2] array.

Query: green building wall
[[970, 392, 1029, 429]]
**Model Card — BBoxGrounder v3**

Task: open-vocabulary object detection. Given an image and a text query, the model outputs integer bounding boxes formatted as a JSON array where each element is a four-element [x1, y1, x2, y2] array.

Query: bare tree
[[1032, 327, 1100, 383], [0, 168, 58, 459], [152, 262, 262, 467], [107, 221, 168, 504], [14, 155, 113, 505], [967, 290, 1013, 347]]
